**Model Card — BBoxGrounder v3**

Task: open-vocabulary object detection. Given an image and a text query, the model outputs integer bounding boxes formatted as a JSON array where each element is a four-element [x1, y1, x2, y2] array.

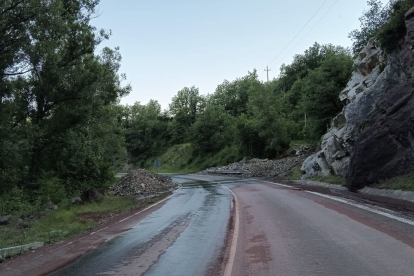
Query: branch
[[1, 0, 27, 16], [3, 68, 33, 76]]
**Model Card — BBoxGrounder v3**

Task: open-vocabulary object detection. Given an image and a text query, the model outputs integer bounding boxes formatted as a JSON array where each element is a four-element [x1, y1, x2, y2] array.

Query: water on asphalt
[[50, 176, 236, 276]]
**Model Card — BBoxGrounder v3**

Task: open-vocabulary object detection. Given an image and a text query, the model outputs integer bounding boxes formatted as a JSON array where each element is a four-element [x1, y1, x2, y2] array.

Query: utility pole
[[264, 66, 271, 82]]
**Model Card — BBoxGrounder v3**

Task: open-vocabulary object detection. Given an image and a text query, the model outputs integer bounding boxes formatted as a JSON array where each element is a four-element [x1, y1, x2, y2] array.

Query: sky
[[92, 0, 370, 109]]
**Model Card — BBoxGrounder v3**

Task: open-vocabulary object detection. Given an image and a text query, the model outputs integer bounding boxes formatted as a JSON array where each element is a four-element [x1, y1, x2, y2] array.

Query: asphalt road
[[49, 174, 235, 276], [3, 174, 414, 276], [227, 179, 414, 276]]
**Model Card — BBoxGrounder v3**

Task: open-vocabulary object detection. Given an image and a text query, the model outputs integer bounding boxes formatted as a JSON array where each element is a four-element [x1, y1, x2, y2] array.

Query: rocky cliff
[[302, 7, 414, 190]]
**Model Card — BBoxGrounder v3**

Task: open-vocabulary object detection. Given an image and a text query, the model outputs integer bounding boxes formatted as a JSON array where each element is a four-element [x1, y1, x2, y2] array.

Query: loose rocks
[[111, 169, 177, 197], [200, 155, 307, 179]]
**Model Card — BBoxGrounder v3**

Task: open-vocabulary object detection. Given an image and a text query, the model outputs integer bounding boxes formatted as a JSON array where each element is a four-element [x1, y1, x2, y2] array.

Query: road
[[2, 174, 414, 275]]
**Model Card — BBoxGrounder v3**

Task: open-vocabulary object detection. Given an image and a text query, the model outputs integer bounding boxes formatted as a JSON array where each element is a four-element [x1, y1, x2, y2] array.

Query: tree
[[348, 0, 388, 54], [168, 86, 205, 143], [125, 100, 170, 167], [189, 105, 237, 154], [300, 49, 353, 139], [0, 0, 131, 204], [209, 70, 259, 117]]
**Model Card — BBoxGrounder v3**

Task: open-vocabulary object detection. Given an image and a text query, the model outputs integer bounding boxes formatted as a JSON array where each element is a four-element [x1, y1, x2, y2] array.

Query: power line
[[268, 0, 329, 66], [272, 0, 341, 70]]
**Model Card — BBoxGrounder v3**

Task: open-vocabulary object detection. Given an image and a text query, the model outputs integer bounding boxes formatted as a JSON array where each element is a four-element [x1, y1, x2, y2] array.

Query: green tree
[[300, 49, 353, 139], [0, 0, 130, 204], [168, 86, 205, 143], [125, 100, 170, 167]]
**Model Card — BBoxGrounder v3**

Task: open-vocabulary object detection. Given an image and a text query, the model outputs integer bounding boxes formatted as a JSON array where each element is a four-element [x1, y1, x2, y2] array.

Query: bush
[[38, 175, 67, 204], [377, 0, 414, 53], [0, 187, 34, 215], [349, 0, 414, 54]]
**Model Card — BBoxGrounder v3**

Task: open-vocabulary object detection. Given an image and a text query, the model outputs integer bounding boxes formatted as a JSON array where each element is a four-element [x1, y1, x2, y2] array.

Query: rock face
[[347, 83, 414, 190], [301, 9, 414, 181]]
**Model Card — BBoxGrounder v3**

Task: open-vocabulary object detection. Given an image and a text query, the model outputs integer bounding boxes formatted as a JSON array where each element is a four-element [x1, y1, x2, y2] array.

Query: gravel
[[200, 154, 308, 178], [111, 169, 178, 197]]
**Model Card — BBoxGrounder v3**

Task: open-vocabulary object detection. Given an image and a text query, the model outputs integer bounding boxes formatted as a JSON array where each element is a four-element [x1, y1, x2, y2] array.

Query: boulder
[[18, 218, 29, 229], [300, 152, 331, 178], [71, 197, 82, 205], [347, 82, 414, 190], [0, 215, 10, 225], [47, 201, 58, 210], [81, 188, 105, 202]]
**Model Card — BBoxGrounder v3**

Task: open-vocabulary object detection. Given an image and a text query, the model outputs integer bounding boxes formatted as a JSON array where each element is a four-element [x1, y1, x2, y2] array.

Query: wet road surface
[[228, 180, 414, 276], [49, 175, 237, 276], [3, 174, 414, 276]]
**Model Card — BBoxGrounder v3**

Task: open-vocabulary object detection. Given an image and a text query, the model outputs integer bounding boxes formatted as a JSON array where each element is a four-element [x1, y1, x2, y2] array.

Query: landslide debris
[[111, 169, 178, 197], [200, 154, 308, 179]]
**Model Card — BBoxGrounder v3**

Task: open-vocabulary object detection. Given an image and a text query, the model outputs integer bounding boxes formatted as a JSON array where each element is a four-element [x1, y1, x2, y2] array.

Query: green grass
[[145, 143, 241, 174], [377, 172, 414, 192], [308, 174, 346, 186], [390, 175, 414, 191], [289, 140, 310, 147], [145, 143, 196, 173], [288, 165, 302, 180], [0, 195, 167, 249]]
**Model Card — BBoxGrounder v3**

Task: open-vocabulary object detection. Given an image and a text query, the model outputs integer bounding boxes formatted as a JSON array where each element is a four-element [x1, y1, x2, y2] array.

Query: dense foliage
[[123, 43, 353, 169], [349, 0, 414, 54], [0, 0, 130, 213]]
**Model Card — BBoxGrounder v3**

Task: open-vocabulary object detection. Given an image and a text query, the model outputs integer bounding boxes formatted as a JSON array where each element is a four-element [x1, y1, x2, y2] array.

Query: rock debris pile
[[201, 154, 307, 179], [111, 169, 177, 197]]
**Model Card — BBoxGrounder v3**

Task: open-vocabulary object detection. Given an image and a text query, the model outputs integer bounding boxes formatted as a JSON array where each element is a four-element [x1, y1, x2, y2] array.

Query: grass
[[144, 143, 241, 174], [308, 174, 346, 186], [0, 195, 167, 249], [376, 172, 414, 192], [288, 165, 302, 180], [289, 140, 310, 147], [145, 143, 196, 173]]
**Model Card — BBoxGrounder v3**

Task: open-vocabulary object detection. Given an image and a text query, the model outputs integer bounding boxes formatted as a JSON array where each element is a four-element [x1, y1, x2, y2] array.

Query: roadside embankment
[[0, 169, 177, 261]]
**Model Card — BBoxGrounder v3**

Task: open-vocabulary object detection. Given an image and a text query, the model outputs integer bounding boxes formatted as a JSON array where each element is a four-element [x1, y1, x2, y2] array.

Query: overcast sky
[[92, 0, 369, 109]]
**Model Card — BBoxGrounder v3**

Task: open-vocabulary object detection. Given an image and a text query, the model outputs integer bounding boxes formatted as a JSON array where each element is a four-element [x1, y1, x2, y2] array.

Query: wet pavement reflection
[[50, 175, 242, 276]]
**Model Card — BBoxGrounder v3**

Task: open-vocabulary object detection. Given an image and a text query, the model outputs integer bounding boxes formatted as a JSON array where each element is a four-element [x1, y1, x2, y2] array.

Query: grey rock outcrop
[[347, 82, 414, 190], [302, 41, 403, 179], [302, 6, 414, 186], [302, 43, 407, 179]]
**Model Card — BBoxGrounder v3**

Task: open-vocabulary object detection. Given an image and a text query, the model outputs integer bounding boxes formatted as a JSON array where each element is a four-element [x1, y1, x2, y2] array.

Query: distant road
[[2, 175, 414, 275]]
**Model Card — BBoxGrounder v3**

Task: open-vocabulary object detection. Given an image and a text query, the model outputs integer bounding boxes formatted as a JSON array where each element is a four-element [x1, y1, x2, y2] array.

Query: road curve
[[48, 175, 234, 276], [2, 174, 414, 276]]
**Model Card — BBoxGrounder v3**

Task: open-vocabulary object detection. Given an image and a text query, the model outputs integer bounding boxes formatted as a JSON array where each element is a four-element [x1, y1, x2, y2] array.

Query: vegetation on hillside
[[0, 0, 130, 214], [123, 44, 353, 172], [349, 0, 414, 54]]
